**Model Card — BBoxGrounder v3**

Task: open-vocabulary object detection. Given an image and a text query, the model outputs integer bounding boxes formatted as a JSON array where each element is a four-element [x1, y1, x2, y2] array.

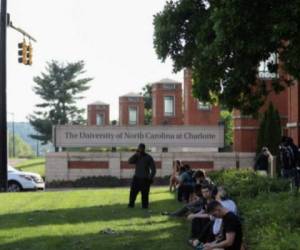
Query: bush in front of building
[[208, 169, 298, 249], [208, 169, 289, 198], [256, 103, 282, 157], [46, 175, 170, 188], [46, 176, 120, 188]]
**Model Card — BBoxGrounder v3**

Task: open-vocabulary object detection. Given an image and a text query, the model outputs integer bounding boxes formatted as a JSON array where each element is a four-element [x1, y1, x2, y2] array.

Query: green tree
[[29, 60, 92, 145], [8, 133, 34, 158], [256, 103, 282, 156], [153, 0, 300, 115], [220, 110, 233, 149], [140, 83, 152, 125], [144, 109, 153, 126]]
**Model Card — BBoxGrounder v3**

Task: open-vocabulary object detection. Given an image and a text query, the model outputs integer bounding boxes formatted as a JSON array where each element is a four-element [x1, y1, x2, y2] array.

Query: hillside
[[7, 122, 53, 156]]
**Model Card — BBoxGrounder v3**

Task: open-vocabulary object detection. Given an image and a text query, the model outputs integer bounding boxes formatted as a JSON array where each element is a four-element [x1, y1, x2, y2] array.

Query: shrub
[[47, 176, 121, 188], [46, 175, 170, 188], [208, 169, 299, 249], [239, 193, 300, 250], [208, 169, 289, 198]]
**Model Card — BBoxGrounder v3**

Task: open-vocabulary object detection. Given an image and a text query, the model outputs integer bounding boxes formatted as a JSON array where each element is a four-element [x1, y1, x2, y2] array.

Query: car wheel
[[8, 181, 22, 192]]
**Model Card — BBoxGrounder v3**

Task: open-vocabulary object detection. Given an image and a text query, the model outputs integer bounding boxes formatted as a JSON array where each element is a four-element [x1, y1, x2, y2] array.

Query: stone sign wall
[[46, 152, 255, 182], [53, 125, 224, 148]]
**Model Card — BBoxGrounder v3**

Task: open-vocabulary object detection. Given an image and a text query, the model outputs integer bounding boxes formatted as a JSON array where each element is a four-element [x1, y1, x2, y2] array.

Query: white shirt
[[213, 199, 237, 235]]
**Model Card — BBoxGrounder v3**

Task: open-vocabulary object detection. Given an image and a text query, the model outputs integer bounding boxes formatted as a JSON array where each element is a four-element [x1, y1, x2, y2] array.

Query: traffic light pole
[[0, 1, 36, 192], [0, 0, 8, 192]]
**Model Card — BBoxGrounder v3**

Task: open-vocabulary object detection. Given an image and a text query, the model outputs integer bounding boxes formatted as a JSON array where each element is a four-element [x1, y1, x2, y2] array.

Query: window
[[197, 101, 211, 111], [164, 96, 174, 116], [128, 97, 138, 102], [258, 53, 278, 79], [96, 114, 104, 125], [129, 107, 137, 125], [163, 84, 176, 90]]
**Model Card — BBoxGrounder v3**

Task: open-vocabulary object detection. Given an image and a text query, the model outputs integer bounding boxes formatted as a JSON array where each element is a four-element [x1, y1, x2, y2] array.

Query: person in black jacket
[[254, 147, 271, 175], [128, 143, 156, 209]]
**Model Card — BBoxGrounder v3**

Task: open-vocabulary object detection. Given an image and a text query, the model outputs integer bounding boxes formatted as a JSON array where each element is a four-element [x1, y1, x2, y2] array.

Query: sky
[[6, 0, 182, 122]]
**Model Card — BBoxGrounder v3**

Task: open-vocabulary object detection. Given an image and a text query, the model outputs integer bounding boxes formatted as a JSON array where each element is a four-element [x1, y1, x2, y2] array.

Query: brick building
[[152, 78, 184, 125], [233, 56, 295, 152], [183, 69, 220, 125], [119, 92, 144, 126], [87, 101, 110, 126], [287, 81, 300, 145], [233, 85, 288, 152]]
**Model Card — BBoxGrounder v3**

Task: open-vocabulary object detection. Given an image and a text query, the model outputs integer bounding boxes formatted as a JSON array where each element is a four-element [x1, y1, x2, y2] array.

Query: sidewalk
[[8, 158, 27, 167]]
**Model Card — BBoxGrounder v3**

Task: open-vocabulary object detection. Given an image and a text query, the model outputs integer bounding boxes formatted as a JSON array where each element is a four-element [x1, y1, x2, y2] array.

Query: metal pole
[[0, 0, 8, 192], [12, 113, 15, 158], [36, 140, 39, 157]]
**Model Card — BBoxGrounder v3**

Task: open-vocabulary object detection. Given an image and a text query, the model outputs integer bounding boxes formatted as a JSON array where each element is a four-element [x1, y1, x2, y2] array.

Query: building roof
[[120, 92, 143, 97], [88, 101, 109, 106], [152, 78, 181, 85]]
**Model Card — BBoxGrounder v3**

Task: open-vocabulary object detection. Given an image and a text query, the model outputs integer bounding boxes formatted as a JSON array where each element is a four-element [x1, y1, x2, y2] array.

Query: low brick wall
[[46, 152, 255, 183]]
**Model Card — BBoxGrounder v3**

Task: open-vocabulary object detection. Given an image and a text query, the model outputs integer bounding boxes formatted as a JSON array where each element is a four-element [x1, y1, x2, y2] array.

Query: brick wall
[[183, 69, 220, 125], [287, 81, 300, 145], [152, 80, 183, 125], [233, 79, 288, 152], [87, 104, 110, 126], [46, 152, 255, 182], [119, 95, 144, 126]]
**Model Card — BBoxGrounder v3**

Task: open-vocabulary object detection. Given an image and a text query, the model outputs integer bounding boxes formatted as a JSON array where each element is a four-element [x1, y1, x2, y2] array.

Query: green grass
[[0, 187, 190, 250], [15, 158, 45, 177], [239, 192, 300, 250]]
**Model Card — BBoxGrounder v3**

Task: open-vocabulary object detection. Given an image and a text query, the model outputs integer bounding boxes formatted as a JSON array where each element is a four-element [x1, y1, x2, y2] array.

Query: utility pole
[[12, 115, 15, 157], [36, 140, 39, 157], [0, 1, 36, 192], [8, 112, 15, 158], [0, 0, 8, 192]]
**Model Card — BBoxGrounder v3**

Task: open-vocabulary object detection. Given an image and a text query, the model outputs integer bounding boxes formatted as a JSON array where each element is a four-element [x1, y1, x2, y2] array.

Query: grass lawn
[[14, 158, 45, 178], [0, 187, 190, 250], [239, 192, 300, 249]]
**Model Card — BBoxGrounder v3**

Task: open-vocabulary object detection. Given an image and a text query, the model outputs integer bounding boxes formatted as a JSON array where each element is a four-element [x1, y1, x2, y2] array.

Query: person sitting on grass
[[201, 200, 243, 250], [162, 184, 204, 217], [187, 184, 216, 245], [177, 164, 195, 203], [212, 186, 238, 242], [193, 170, 212, 185]]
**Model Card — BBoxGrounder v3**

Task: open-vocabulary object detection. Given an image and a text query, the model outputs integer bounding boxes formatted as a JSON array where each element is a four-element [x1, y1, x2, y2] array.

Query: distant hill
[[7, 122, 54, 156]]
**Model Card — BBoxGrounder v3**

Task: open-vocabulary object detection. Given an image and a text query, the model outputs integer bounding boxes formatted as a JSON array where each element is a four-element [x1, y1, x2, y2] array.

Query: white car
[[7, 165, 45, 192]]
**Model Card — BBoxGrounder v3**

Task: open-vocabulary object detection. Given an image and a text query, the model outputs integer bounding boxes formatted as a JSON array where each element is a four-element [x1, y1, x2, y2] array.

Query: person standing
[[169, 160, 181, 192], [254, 147, 271, 176], [128, 143, 156, 209]]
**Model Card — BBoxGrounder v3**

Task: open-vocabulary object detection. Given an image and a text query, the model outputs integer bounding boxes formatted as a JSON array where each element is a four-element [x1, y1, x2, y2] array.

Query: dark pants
[[191, 217, 214, 242], [177, 184, 194, 202], [171, 199, 203, 217], [282, 168, 300, 189], [129, 176, 151, 208]]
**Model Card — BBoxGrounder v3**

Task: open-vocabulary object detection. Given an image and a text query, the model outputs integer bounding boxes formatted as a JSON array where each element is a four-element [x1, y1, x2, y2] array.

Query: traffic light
[[18, 41, 27, 64], [26, 43, 33, 65]]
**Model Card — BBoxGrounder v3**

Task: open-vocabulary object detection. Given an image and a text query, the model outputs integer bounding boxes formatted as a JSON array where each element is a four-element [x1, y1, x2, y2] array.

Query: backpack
[[279, 145, 294, 169]]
